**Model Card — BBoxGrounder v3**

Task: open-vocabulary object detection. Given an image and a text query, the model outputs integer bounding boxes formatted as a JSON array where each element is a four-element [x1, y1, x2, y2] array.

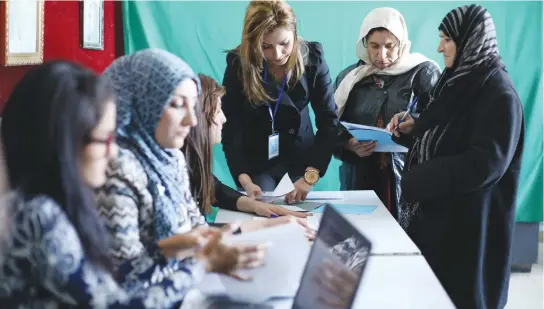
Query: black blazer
[[213, 175, 241, 211], [221, 42, 338, 184]]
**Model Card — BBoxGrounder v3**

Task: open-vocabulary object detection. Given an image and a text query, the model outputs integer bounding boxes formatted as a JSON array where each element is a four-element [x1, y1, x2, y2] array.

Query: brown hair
[[234, 0, 307, 106], [183, 73, 226, 214]]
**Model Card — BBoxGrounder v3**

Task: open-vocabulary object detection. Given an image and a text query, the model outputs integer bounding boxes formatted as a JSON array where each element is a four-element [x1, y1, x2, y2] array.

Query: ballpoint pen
[[394, 93, 418, 131]]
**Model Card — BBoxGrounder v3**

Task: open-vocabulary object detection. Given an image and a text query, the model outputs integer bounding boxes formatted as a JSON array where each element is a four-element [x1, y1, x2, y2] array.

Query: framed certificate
[[0, 0, 45, 66], [80, 0, 104, 50]]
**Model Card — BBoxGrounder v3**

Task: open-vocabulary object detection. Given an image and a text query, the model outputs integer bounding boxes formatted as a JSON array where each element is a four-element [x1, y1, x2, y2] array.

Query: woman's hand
[[158, 226, 217, 258], [253, 201, 312, 218], [196, 225, 269, 281], [237, 196, 311, 218], [240, 216, 316, 241], [345, 138, 377, 157], [195, 231, 239, 275], [386, 112, 415, 137], [284, 178, 312, 204], [238, 174, 263, 198]]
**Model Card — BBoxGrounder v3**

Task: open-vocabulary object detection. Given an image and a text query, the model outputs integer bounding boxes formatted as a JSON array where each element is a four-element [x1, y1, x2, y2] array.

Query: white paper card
[[197, 223, 311, 303], [254, 173, 295, 202]]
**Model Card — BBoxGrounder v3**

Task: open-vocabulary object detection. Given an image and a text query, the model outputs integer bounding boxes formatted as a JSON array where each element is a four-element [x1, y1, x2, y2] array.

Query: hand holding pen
[[386, 95, 418, 137]]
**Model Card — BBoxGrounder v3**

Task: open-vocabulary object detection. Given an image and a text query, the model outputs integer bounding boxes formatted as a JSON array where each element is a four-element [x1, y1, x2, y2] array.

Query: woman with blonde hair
[[221, 0, 338, 204]]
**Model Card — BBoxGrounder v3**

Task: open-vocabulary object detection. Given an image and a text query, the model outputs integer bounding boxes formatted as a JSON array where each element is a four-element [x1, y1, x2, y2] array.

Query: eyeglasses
[[87, 132, 116, 156]]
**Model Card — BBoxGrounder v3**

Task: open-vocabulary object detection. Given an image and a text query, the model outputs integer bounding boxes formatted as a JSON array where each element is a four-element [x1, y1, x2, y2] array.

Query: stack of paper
[[196, 223, 311, 303], [243, 173, 294, 203], [341, 121, 408, 153]]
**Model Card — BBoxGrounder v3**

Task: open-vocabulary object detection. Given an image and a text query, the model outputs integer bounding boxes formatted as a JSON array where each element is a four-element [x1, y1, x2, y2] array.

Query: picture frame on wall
[[0, 0, 45, 66], [80, 0, 104, 50]]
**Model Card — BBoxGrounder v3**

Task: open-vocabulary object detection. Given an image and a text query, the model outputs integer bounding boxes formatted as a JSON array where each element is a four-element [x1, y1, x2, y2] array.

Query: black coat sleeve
[[413, 62, 441, 113], [213, 175, 242, 211], [221, 52, 251, 179], [305, 42, 339, 176], [331, 62, 363, 164], [392, 62, 441, 148], [208, 223, 242, 234], [401, 82, 524, 202]]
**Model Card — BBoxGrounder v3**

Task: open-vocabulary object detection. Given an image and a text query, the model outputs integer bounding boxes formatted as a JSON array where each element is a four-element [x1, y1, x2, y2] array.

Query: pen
[[394, 93, 418, 131]]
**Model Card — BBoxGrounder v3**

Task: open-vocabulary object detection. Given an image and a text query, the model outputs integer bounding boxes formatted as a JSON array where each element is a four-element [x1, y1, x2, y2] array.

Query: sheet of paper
[[254, 173, 295, 202], [272, 200, 325, 212], [271, 173, 295, 196], [278, 205, 308, 212], [197, 222, 311, 303], [341, 121, 408, 153], [312, 204, 378, 214]]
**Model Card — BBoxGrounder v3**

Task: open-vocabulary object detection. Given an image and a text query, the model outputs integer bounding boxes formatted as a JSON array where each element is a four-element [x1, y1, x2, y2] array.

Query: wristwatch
[[304, 168, 320, 185]]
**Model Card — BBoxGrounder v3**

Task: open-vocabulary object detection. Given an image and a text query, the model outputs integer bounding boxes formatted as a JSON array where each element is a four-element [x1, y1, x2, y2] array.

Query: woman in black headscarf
[[387, 5, 524, 309]]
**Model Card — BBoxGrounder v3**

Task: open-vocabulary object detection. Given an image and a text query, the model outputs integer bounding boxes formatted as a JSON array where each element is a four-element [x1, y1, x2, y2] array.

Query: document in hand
[[341, 121, 408, 153], [272, 200, 325, 212], [196, 223, 311, 303], [254, 173, 295, 202]]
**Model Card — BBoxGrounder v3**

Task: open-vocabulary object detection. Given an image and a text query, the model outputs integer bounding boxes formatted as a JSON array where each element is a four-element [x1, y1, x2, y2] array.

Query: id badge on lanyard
[[265, 64, 287, 160], [268, 132, 279, 160]]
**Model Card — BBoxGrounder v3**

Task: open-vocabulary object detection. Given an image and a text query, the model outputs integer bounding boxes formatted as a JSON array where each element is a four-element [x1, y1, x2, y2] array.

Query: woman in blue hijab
[[96, 48, 266, 274]]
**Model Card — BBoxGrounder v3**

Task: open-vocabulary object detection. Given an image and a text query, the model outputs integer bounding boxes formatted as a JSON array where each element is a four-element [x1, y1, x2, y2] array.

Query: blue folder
[[341, 121, 408, 153], [312, 204, 378, 214]]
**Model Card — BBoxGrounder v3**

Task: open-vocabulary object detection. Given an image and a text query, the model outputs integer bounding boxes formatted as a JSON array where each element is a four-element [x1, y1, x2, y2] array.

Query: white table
[[186, 191, 455, 308], [182, 255, 455, 309], [280, 255, 455, 309], [215, 190, 421, 255]]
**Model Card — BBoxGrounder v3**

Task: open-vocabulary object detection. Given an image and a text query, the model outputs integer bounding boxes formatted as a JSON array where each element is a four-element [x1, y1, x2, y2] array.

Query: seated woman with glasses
[[0, 61, 237, 308]]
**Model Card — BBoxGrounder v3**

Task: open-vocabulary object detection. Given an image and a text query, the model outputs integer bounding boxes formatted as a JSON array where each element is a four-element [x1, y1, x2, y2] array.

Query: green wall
[[122, 1, 543, 222]]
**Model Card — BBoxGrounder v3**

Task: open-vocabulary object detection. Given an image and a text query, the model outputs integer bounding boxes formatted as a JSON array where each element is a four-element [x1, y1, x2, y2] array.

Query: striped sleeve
[[95, 151, 156, 268]]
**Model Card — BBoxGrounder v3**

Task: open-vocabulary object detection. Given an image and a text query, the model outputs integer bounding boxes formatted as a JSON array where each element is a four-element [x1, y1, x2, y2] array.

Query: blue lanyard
[[263, 64, 287, 133]]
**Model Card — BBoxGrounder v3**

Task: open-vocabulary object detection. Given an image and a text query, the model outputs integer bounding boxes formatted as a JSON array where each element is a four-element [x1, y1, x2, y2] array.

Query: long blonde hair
[[235, 0, 307, 106]]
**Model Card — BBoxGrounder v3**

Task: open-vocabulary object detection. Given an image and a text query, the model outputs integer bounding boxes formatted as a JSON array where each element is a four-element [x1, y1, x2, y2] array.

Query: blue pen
[[395, 93, 418, 131]]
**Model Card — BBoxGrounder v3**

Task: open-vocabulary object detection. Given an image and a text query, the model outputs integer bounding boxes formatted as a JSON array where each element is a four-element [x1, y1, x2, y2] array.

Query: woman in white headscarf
[[333, 7, 440, 218]]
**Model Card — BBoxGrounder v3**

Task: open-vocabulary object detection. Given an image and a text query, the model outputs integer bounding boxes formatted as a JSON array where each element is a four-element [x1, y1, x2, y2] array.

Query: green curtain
[[122, 1, 543, 223]]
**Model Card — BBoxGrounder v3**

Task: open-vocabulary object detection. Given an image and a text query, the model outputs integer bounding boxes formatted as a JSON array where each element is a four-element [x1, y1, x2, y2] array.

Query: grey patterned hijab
[[399, 5, 502, 229], [431, 4, 499, 99], [103, 48, 201, 240]]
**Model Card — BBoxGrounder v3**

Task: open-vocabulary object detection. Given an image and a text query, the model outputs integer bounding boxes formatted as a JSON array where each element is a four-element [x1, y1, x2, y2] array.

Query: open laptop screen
[[292, 204, 372, 309]]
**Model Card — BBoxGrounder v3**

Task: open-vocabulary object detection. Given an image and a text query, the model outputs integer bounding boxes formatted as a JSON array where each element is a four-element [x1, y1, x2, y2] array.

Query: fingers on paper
[[253, 187, 263, 197], [228, 271, 252, 281], [284, 191, 296, 204], [274, 206, 310, 218], [235, 243, 270, 268]]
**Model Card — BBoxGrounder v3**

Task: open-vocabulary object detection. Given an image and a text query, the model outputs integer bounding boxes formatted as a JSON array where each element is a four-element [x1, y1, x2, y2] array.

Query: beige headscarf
[[335, 7, 436, 117]]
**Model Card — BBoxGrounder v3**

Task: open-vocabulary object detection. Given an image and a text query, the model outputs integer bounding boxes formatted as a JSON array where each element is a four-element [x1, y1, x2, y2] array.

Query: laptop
[[207, 204, 372, 309]]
